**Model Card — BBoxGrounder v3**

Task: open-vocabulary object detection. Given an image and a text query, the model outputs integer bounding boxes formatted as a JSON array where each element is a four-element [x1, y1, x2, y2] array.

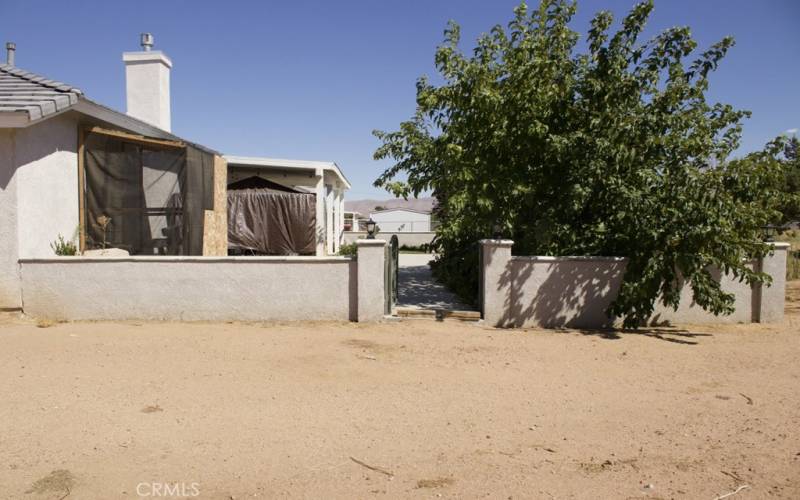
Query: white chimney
[[122, 33, 172, 132]]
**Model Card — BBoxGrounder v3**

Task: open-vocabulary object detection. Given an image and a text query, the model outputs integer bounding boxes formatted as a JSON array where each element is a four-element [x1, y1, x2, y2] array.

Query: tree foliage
[[373, 0, 788, 327], [780, 135, 800, 223]]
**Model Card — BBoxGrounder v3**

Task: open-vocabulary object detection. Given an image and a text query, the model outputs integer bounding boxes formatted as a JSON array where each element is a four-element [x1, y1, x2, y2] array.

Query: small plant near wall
[[50, 234, 77, 256], [95, 215, 112, 249], [338, 242, 358, 257]]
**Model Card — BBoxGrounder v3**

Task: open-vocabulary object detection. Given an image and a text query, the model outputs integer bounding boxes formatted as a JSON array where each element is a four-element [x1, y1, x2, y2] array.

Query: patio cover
[[227, 177, 316, 255]]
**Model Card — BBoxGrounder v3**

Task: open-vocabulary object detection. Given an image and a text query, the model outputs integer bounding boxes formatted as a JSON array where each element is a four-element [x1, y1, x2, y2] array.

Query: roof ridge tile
[[0, 64, 83, 123]]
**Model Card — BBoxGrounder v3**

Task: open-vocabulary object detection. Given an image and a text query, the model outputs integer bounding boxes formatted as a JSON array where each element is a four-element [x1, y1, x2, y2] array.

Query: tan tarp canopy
[[227, 177, 316, 255]]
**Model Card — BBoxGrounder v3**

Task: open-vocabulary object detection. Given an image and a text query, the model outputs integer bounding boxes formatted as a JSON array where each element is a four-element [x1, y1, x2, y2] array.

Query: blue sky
[[2, 0, 798, 199]]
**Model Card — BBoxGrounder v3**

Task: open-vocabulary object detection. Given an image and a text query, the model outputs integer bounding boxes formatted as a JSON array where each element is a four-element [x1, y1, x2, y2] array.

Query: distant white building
[[369, 208, 431, 232]]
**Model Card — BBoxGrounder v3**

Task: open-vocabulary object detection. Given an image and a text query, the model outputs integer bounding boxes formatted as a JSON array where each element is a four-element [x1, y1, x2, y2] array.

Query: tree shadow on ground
[[574, 327, 712, 345]]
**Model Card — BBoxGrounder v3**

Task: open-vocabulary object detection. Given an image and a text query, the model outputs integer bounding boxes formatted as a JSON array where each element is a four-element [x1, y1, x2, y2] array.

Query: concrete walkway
[[397, 253, 475, 311]]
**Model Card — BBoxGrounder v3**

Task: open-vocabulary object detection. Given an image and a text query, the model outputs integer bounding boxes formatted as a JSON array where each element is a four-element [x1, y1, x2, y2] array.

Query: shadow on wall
[[647, 267, 726, 327], [348, 259, 358, 321], [497, 258, 626, 329], [11, 112, 79, 183], [0, 131, 13, 190]]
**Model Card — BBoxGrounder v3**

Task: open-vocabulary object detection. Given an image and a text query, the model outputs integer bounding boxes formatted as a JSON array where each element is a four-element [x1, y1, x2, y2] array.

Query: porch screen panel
[[85, 134, 152, 254], [84, 132, 211, 255]]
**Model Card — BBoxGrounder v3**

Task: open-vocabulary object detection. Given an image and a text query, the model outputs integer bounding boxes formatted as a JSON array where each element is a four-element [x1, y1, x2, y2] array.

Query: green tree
[[373, 0, 787, 327], [780, 135, 800, 223]]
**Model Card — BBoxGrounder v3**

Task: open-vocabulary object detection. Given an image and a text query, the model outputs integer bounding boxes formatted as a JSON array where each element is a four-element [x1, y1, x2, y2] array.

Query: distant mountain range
[[344, 197, 436, 216]]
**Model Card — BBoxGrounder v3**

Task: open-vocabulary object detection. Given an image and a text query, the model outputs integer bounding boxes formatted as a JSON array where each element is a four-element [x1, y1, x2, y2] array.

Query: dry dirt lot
[[1, 283, 799, 499]]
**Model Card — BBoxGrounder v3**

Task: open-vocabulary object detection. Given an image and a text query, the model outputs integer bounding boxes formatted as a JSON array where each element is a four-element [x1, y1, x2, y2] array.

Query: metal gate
[[384, 235, 399, 314]]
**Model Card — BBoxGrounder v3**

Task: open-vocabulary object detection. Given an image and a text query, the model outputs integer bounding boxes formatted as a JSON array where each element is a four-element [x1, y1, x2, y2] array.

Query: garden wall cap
[[356, 239, 387, 246], [19, 256, 354, 263], [512, 255, 627, 262], [769, 242, 791, 249], [479, 239, 514, 246]]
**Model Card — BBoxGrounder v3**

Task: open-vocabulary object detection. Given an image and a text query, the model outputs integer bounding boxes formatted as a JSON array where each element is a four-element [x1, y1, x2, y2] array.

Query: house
[[369, 208, 431, 232], [343, 210, 364, 231], [0, 35, 349, 311]]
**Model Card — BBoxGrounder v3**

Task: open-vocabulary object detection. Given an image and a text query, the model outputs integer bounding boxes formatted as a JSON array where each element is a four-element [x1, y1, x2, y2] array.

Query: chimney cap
[[140, 33, 154, 51]]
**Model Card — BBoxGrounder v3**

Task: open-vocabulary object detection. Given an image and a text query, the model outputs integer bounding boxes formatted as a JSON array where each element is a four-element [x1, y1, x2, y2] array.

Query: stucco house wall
[[0, 111, 235, 308], [15, 112, 80, 258], [0, 128, 20, 308], [0, 113, 81, 308]]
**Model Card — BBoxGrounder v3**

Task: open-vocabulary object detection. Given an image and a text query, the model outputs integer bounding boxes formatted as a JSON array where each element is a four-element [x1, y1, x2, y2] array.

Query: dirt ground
[[1, 284, 799, 499]]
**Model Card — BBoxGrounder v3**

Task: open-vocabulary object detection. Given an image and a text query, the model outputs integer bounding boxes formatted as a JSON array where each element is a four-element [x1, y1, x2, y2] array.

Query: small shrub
[[399, 244, 430, 253], [50, 234, 77, 256], [338, 242, 358, 257]]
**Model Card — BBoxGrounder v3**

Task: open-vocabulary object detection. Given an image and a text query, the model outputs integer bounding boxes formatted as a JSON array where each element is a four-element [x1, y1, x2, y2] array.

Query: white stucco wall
[[0, 113, 81, 308], [759, 243, 789, 323], [356, 240, 386, 321], [14, 113, 79, 258], [649, 266, 756, 325], [481, 240, 789, 329], [0, 129, 20, 308], [20, 256, 358, 321], [369, 210, 430, 232]]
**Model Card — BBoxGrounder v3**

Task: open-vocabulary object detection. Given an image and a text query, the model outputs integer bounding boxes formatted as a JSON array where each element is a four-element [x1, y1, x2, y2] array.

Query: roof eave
[[74, 99, 220, 155], [225, 155, 351, 190], [330, 161, 352, 190], [0, 111, 36, 127], [370, 208, 432, 215]]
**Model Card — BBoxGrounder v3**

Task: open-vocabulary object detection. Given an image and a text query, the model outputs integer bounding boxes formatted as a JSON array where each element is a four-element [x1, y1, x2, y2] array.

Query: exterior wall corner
[[480, 239, 513, 327]]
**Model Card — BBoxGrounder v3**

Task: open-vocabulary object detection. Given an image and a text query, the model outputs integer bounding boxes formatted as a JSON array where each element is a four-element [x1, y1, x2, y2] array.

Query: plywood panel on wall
[[202, 155, 228, 256]]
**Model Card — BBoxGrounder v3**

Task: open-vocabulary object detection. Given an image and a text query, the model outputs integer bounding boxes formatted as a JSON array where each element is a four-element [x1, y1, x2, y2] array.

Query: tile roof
[[0, 64, 83, 122], [0, 64, 221, 154]]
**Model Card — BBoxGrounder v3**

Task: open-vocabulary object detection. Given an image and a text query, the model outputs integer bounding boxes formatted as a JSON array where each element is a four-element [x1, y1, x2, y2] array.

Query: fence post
[[479, 239, 514, 327], [758, 242, 790, 323], [357, 239, 387, 322]]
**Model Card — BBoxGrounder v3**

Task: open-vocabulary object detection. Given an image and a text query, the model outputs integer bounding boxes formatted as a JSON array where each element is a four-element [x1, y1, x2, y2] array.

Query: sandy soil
[[1, 284, 799, 499]]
